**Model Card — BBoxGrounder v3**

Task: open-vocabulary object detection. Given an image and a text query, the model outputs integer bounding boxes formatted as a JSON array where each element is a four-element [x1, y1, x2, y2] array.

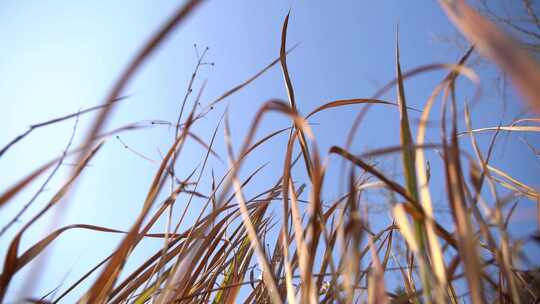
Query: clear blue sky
[[0, 0, 538, 302]]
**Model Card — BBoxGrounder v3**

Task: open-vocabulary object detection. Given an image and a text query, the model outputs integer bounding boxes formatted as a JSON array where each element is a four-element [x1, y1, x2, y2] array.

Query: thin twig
[[0, 111, 81, 237], [170, 45, 213, 191], [116, 136, 158, 164], [0, 96, 128, 159]]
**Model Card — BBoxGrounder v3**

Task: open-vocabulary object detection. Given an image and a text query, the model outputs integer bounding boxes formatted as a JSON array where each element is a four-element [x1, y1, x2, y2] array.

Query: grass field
[[1, 0, 539, 303]]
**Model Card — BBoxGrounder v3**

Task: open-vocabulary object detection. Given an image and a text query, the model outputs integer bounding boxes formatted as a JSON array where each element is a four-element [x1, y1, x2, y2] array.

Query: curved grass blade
[[280, 12, 313, 180], [0, 142, 104, 302]]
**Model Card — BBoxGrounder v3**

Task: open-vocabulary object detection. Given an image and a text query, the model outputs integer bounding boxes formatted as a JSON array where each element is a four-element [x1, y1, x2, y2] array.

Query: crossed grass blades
[[1, 0, 540, 303]]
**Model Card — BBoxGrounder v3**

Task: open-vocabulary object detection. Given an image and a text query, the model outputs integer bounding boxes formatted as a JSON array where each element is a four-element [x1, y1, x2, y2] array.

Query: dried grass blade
[[16, 224, 175, 273], [463, 125, 540, 134], [367, 236, 389, 304], [0, 142, 104, 302], [230, 172, 282, 304], [464, 105, 521, 303], [280, 12, 313, 179], [488, 165, 539, 201], [443, 83, 485, 304], [396, 37, 420, 205], [82, 112, 195, 302], [289, 180, 315, 303], [306, 98, 403, 119], [205, 44, 299, 111], [330, 146, 412, 202], [395, 38, 436, 303], [415, 47, 475, 302], [280, 230, 297, 304]]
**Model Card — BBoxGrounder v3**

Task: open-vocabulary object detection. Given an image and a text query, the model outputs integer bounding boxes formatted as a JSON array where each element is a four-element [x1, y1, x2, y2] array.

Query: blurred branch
[[476, 0, 540, 55]]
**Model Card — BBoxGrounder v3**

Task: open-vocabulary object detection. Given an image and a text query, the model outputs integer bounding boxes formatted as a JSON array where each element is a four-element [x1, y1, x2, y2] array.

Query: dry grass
[[1, 0, 540, 303]]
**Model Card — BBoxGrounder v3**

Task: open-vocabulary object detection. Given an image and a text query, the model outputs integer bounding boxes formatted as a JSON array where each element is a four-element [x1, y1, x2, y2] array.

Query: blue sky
[[0, 0, 538, 302]]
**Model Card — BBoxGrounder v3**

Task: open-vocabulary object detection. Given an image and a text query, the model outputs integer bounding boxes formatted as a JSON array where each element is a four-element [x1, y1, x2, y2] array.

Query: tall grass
[[1, 0, 540, 303]]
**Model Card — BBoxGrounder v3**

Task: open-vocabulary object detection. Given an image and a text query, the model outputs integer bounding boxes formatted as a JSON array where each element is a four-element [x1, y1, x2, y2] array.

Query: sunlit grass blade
[[441, 79, 486, 304], [224, 115, 283, 304], [414, 46, 475, 303], [463, 104, 522, 303], [461, 125, 540, 135], [395, 37, 433, 304], [488, 165, 540, 201]]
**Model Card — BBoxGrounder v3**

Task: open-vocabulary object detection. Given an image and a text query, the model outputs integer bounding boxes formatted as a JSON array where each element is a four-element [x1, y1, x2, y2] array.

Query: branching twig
[[0, 111, 81, 236], [116, 135, 158, 164], [175, 44, 213, 141], [170, 45, 213, 187], [0, 96, 128, 159]]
